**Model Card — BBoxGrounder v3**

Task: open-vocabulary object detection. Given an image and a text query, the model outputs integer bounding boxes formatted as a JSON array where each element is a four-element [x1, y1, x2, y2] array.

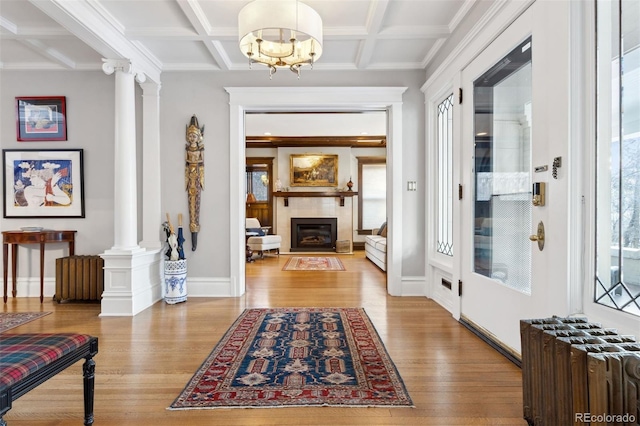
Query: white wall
[[0, 71, 118, 291], [159, 70, 426, 279], [1, 69, 426, 292]]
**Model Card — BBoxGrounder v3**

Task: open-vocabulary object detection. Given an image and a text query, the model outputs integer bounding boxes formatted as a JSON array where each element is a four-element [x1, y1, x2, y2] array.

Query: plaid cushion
[[0, 333, 92, 389]]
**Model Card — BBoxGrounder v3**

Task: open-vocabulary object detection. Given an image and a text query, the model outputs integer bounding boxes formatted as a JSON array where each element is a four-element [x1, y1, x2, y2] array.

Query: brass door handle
[[529, 221, 545, 251]]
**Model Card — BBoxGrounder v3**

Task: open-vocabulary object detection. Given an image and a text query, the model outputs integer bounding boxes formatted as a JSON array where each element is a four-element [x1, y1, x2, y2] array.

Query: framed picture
[[3, 149, 85, 218], [290, 154, 338, 187], [16, 96, 67, 141]]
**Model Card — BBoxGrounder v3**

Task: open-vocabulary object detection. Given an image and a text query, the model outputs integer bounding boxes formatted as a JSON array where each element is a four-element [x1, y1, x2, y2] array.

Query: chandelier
[[238, 0, 323, 78]]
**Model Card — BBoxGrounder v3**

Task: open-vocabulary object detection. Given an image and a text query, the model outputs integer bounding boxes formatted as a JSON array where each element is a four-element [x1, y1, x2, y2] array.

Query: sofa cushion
[[377, 222, 387, 235], [365, 235, 387, 253]]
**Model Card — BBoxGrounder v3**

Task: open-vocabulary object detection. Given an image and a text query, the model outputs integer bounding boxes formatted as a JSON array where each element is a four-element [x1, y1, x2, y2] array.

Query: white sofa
[[365, 223, 387, 271]]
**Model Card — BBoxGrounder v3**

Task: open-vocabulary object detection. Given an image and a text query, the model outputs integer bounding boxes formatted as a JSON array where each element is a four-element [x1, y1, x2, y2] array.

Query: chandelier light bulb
[[239, 0, 323, 78]]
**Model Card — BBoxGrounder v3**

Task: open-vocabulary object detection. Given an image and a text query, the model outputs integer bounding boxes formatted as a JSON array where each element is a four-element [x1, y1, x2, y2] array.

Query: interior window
[[246, 168, 269, 202], [357, 158, 386, 232]]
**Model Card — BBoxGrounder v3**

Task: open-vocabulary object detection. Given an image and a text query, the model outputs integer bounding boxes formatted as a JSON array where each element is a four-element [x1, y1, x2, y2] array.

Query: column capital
[[102, 59, 147, 83], [140, 81, 162, 96]]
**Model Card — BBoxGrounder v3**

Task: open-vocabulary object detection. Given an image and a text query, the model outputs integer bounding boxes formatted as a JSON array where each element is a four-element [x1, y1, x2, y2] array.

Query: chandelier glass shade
[[238, 0, 323, 77]]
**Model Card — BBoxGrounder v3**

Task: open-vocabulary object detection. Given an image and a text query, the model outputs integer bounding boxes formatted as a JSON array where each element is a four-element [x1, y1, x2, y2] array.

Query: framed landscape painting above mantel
[[290, 154, 338, 187], [3, 149, 85, 218], [15, 96, 67, 141]]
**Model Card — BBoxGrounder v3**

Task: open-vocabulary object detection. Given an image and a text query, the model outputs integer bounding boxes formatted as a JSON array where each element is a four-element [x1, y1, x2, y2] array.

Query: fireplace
[[291, 218, 337, 252]]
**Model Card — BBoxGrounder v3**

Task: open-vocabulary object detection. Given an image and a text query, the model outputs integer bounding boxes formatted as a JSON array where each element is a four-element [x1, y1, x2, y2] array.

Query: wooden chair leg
[[83, 356, 96, 425]]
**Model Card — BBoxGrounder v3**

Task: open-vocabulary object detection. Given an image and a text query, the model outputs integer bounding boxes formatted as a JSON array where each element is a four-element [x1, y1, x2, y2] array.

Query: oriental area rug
[[168, 307, 413, 410], [0, 312, 51, 333], [282, 256, 345, 271]]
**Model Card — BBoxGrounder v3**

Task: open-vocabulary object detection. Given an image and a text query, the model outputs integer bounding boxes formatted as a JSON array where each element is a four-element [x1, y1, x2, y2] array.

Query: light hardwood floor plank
[[1, 251, 525, 425]]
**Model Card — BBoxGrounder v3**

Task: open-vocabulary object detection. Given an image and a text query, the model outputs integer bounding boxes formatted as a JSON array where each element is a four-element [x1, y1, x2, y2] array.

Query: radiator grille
[[520, 316, 639, 425], [54, 255, 104, 302]]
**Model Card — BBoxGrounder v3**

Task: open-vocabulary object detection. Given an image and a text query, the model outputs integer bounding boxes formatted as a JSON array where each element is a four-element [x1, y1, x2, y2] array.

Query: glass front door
[[459, 10, 539, 353]]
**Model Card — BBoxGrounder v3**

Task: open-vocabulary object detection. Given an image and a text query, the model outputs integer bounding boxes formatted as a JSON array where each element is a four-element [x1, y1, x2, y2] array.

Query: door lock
[[532, 182, 545, 206], [529, 221, 545, 251]]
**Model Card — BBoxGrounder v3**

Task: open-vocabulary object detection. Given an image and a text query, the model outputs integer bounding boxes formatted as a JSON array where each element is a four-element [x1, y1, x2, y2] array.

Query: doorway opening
[[244, 110, 388, 257], [228, 86, 407, 297]]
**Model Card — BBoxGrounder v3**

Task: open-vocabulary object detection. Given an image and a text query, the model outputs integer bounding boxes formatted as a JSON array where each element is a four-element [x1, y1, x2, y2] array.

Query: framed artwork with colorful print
[[3, 149, 84, 218], [16, 96, 67, 141]]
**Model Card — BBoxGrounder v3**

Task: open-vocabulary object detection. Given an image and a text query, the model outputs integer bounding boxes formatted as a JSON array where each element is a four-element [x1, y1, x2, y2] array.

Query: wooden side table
[[2, 230, 77, 303]]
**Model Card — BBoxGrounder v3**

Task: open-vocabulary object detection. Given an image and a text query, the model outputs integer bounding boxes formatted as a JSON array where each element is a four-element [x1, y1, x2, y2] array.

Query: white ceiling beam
[[378, 25, 450, 39], [125, 28, 204, 39], [364, 62, 425, 70], [355, 0, 390, 69], [27, 0, 161, 83], [0, 16, 18, 34], [86, 0, 125, 33], [19, 38, 76, 69], [325, 27, 369, 39], [449, 0, 477, 32], [421, 38, 445, 69], [176, 0, 230, 70], [1, 16, 71, 39], [176, 0, 212, 33], [0, 62, 74, 70]]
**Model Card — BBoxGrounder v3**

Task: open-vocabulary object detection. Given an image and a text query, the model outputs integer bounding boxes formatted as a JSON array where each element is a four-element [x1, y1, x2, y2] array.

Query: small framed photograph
[[290, 154, 339, 187], [3, 149, 85, 218], [16, 96, 67, 141]]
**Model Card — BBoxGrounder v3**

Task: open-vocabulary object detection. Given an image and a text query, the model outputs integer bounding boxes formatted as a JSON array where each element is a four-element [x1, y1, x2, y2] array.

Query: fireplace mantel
[[274, 191, 358, 207]]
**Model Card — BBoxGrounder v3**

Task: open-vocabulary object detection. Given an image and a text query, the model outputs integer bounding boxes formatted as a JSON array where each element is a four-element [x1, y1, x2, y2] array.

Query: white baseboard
[[400, 276, 426, 296], [186, 277, 235, 297], [2, 277, 56, 301], [3, 276, 423, 301]]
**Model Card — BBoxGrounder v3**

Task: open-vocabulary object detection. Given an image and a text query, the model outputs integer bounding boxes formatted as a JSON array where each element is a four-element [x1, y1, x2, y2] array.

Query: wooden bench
[[0, 333, 98, 425]]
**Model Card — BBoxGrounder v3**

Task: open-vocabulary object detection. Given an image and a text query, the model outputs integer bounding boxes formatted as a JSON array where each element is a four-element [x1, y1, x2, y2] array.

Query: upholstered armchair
[[246, 218, 281, 259]]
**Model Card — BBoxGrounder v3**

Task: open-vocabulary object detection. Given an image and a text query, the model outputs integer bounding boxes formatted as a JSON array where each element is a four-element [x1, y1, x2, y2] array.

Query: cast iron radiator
[[520, 316, 639, 426], [54, 255, 104, 302], [587, 351, 640, 424]]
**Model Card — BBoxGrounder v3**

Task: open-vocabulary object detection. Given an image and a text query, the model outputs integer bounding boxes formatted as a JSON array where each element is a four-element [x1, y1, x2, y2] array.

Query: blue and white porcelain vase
[[164, 259, 187, 304]]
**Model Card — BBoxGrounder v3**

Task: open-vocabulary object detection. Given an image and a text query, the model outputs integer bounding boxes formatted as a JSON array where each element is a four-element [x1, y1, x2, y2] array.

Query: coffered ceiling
[[0, 0, 476, 81], [1, 0, 477, 139]]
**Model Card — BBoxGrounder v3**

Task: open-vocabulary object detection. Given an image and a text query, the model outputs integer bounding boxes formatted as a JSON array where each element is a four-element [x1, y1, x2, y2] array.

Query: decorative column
[[139, 81, 163, 251], [100, 59, 162, 316], [102, 59, 145, 250]]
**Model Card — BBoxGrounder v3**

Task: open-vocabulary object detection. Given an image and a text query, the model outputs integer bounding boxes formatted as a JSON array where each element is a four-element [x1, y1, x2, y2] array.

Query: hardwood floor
[[1, 251, 526, 425]]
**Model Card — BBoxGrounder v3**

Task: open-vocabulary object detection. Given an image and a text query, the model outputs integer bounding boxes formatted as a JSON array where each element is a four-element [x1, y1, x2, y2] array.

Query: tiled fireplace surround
[[275, 196, 354, 253]]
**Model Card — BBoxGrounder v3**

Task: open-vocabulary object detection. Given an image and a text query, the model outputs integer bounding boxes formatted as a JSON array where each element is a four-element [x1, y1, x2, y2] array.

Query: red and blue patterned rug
[[282, 256, 345, 271], [0, 312, 51, 333], [169, 307, 413, 409]]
